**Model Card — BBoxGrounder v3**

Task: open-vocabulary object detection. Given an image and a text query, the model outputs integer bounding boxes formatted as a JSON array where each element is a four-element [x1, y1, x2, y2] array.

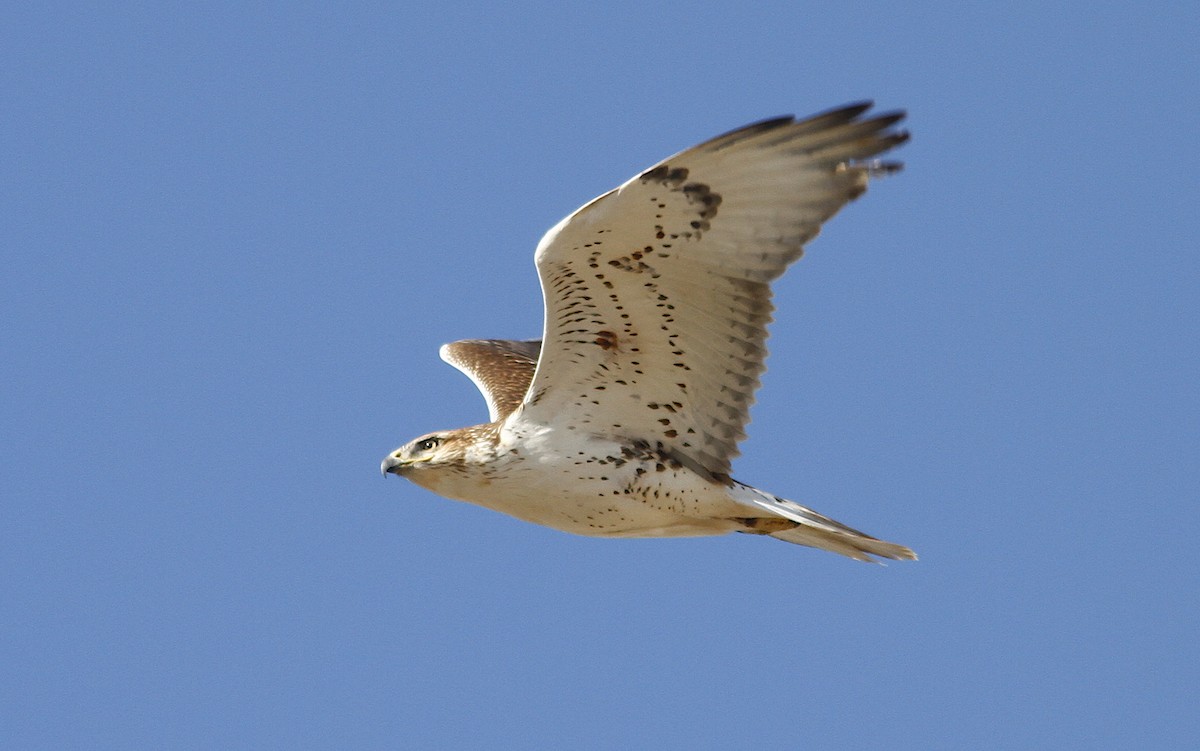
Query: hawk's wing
[[510, 102, 907, 479], [440, 339, 542, 422]]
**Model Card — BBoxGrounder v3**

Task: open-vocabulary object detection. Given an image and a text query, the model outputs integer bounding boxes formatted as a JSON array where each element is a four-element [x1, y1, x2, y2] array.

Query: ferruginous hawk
[[382, 102, 915, 562]]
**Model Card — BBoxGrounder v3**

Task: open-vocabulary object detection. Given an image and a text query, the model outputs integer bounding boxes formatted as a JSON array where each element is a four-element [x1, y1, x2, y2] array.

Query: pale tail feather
[[731, 481, 916, 563]]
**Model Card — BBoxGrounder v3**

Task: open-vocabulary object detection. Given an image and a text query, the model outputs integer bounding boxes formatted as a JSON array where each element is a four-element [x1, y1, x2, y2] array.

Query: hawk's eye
[[416, 437, 440, 452]]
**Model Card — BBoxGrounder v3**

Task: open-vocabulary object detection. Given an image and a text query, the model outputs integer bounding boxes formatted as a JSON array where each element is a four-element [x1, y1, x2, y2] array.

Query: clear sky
[[4, 2, 1197, 748]]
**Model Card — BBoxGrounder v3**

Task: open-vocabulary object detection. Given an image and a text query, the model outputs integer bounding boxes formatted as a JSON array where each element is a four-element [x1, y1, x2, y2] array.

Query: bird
[[382, 102, 915, 562]]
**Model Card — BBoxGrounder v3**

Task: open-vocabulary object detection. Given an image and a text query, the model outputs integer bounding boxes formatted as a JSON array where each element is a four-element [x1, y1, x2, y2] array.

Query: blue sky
[[4, 1, 1197, 748]]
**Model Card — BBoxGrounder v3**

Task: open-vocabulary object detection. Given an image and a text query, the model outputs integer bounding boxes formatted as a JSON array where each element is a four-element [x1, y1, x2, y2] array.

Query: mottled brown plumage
[[438, 340, 541, 422]]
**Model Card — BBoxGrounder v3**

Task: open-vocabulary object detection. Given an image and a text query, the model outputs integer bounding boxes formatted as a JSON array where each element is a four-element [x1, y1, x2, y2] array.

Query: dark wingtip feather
[[701, 115, 797, 151]]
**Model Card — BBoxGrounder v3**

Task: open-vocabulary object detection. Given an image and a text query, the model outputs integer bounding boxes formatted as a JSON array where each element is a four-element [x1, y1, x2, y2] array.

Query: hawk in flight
[[383, 102, 915, 561]]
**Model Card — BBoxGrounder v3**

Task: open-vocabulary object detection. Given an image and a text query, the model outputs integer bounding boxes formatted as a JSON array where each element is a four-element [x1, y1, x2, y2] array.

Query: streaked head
[[381, 423, 502, 499], [381, 432, 461, 477]]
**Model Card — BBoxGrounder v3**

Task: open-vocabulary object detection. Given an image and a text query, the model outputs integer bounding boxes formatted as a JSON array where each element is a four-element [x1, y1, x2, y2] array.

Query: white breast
[[430, 423, 745, 538]]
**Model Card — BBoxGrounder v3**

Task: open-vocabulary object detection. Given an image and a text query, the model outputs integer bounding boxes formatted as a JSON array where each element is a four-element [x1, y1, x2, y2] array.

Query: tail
[[731, 481, 916, 563]]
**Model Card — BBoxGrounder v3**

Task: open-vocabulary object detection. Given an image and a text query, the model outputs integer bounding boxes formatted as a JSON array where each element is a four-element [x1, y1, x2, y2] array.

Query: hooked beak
[[381, 453, 405, 477], [381, 452, 435, 477]]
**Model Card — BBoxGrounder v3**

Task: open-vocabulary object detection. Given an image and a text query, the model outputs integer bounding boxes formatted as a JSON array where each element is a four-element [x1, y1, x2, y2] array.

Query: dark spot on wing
[[594, 330, 618, 350]]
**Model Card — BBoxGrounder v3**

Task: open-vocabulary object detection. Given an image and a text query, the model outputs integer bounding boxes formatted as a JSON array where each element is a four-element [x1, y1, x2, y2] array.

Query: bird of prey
[[382, 102, 915, 562]]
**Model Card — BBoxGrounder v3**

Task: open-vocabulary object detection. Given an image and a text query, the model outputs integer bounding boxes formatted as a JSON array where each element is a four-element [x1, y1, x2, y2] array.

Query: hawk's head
[[381, 424, 500, 493], [382, 432, 459, 474]]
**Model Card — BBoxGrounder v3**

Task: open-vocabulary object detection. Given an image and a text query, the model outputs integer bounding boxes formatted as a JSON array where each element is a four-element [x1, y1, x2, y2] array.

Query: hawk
[[382, 102, 915, 562]]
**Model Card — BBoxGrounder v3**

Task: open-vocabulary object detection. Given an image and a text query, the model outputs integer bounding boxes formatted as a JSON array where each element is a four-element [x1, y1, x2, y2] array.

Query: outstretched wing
[[511, 102, 907, 479], [440, 339, 542, 422]]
